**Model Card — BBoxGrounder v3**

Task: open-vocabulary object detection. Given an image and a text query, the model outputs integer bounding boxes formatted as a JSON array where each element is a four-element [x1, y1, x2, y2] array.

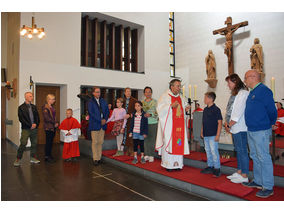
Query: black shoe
[[45, 157, 56, 163], [93, 160, 99, 166], [166, 169, 173, 172], [242, 181, 263, 189], [72, 157, 78, 162], [64, 158, 72, 162], [213, 168, 221, 177], [201, 167, 214, 174], [98, 159, 103, 164]]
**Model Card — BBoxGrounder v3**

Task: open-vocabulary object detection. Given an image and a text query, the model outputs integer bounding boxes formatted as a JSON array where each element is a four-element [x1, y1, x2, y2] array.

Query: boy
[[59, 109, 81, 162], [201, 92, 222, 177]]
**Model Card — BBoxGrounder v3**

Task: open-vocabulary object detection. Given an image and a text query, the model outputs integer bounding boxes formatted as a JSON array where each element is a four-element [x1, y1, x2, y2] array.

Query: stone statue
[[205, 50, 217, 88], [250, 38, 263, 73]]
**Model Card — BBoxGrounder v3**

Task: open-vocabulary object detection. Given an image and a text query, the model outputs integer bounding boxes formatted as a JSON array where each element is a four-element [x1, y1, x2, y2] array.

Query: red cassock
[[275, 109, 284, 136], [59, 117, 81, 159]]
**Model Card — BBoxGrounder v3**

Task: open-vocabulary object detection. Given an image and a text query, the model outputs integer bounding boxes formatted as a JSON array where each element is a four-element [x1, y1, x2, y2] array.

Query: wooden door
[[1, 86, 7, 139], [36, 85, 60, 144]]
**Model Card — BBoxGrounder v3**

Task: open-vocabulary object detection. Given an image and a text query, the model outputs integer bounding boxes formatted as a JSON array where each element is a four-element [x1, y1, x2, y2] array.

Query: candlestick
[[182, 85, 185, 98], [271, 77, 275, 99], [188, 85, 192, 99], [194, 85, 197, 100]]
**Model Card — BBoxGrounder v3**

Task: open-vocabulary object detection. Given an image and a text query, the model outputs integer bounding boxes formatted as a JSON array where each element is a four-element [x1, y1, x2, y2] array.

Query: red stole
[[59, 117, 81, 131], [169, 94, 185, 155]]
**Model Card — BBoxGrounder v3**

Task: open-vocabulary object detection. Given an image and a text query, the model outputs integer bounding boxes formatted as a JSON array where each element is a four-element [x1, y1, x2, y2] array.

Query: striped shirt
[[133, 113, 142, 133]]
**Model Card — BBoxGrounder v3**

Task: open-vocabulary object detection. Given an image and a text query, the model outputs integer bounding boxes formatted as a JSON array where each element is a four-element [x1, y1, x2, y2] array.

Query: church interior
[[1, 3, 284, 207]]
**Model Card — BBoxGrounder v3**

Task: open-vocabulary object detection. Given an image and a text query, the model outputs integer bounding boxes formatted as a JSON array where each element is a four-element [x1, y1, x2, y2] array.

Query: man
[[156, 79, 190, 171], [14, 92, 40, 166], [123, 87, 137, 156], [88, 87, 109, 166], [243, 70, 277, 198]]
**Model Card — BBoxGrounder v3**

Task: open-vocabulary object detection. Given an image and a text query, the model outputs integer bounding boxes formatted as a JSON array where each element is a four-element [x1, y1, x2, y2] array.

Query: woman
[[42, 94, 59, 163], [142, 86, 158, 162], [225, 74, 250, 183], [275, 102, 284, 137]]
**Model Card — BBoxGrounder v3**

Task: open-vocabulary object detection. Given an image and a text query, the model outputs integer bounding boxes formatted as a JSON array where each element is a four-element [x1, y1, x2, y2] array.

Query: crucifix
[[213, 17, 248, 75]]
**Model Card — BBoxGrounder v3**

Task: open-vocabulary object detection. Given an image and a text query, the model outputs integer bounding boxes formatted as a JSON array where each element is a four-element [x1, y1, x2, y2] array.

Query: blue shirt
[[245, 83, 277, 131], [202, 104, 223, 137]]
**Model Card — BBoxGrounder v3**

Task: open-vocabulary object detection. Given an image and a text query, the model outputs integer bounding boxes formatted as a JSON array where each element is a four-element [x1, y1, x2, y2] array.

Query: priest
[[156, 79, 190, 171]]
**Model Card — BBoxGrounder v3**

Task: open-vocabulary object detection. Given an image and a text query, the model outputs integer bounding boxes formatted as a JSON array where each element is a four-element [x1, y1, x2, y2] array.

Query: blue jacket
[[245, 83, 277, 131], [88, 97, 109, 131], [129, 111, 148, 136]]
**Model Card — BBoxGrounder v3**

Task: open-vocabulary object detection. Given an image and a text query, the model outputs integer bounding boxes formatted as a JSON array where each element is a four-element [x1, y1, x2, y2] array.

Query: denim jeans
[[247, 129, 274, 190], [204, 136, 220, 169], [232, 132, 249, 175]]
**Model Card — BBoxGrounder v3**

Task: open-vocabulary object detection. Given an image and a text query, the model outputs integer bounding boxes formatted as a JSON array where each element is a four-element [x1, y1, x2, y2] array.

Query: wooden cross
[[213, 17, 248, 75]]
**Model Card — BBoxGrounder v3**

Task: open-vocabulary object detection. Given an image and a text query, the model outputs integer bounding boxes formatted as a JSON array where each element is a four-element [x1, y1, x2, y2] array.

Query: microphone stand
[[186, 98, 193, 144]]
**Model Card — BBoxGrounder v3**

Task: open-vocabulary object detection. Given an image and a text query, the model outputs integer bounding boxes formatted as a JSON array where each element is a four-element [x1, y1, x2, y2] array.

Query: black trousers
[[133, 139, 144, 153], [45, 130, 55, 157]]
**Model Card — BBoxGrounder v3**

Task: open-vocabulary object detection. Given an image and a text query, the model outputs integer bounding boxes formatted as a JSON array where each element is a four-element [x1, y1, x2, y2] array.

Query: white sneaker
[[149, 156, 154, 162], [230, 176, 249, 184], [144, 156, 149, 161], [226, 172, 242, 180]]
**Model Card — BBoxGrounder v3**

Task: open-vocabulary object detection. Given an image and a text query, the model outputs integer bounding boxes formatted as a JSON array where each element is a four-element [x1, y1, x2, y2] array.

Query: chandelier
[[20, 16, 46, 39]]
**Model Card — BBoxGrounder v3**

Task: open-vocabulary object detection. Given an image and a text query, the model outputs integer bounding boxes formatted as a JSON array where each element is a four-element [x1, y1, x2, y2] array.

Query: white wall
[[17, 12, 172, 144], [175, 12, 284, 113]]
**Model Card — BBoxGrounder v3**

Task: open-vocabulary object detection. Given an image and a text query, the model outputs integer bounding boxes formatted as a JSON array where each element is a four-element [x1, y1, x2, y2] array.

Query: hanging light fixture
[[20, 15, 46, 40]]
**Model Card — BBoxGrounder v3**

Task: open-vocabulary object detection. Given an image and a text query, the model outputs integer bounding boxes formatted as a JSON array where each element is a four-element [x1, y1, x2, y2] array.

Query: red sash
[[169, 94, 185, 155]]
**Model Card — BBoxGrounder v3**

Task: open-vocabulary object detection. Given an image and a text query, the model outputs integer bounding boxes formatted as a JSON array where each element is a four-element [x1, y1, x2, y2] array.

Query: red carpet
[[184, 151, 234, 164], [185, 151, 284, 177], [270, 138, 284, 149], [102, 150, 284, 201], [215, 181, 254, 198]]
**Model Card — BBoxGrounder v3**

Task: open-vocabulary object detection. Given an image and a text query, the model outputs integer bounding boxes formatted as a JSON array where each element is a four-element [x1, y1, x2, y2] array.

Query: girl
[[106, 98, 127, 156], [129, 101, 148, 164]]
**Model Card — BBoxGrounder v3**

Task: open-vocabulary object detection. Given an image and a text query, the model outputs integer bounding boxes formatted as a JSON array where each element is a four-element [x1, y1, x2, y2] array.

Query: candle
[[271, 77, 275, 99], [182, 85, 185, 98], [194, 85, 197, 100], [188, 85, 192, 99]]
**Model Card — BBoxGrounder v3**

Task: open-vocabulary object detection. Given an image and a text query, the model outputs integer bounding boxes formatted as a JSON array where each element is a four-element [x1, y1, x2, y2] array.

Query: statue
[[250, 38, 264, 80], [205, 50, 217, 88]]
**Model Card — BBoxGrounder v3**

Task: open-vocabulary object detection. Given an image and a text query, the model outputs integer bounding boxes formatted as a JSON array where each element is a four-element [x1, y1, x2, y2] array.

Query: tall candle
[[271, 77, 275, 99], [182, 85, 185, 98], [188, 85, 192, 99], [194, 85, 197, 100]]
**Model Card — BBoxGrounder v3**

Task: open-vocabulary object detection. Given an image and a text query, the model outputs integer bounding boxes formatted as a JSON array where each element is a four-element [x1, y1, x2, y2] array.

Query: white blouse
[[230, 89, 249, 134]]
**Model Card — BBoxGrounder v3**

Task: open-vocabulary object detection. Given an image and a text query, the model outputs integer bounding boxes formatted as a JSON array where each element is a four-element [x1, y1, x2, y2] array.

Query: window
[[81, 15, 138, 73], [169, 12, 175, 77]]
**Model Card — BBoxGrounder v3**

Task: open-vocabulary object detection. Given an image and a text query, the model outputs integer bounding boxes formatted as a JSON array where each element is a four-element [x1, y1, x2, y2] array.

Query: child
[[200, 92, 222, 177], [59, 108, 81, 162], [106, 98, 127, 157], [129, 101, 148, 164]]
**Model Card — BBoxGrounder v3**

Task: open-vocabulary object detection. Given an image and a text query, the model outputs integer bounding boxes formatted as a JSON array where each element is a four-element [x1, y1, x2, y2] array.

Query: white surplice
[[60, 128, 80, 143], [155, 90, 190, 169]]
